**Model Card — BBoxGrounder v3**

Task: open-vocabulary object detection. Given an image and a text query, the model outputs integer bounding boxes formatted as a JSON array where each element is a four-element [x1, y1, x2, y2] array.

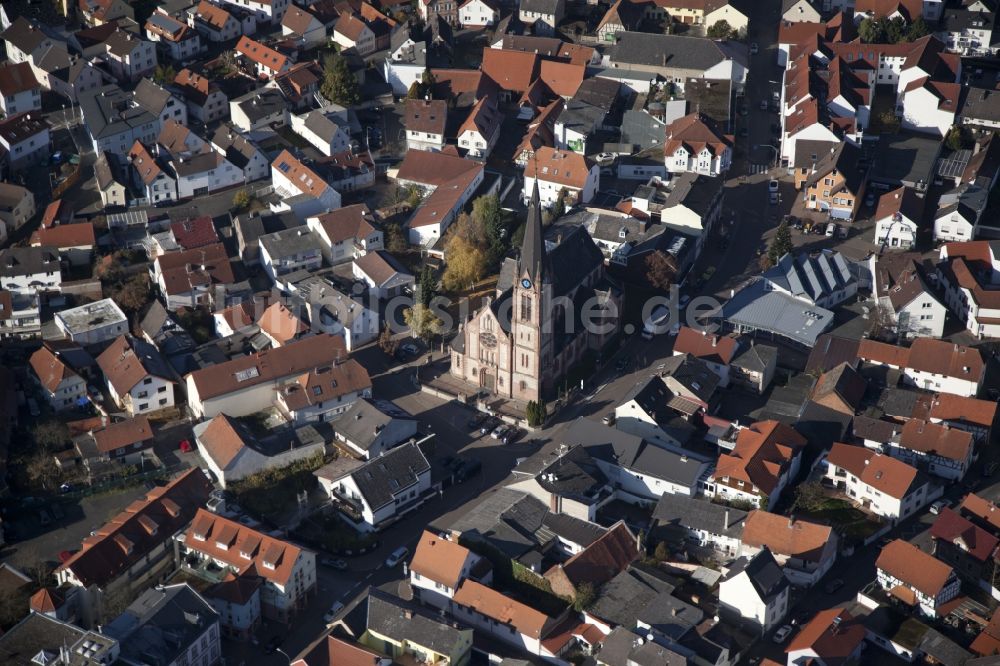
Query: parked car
[[385, 546, 409, 568], [480, 417, 500, 435], [760, 100, 768, 111], [823, 578, 844, 594], [773, 625, 794, 644], [456, 458, 482, 481], [837, 225, 848, 239], [491, 424, 509, 440], [323, 602, 345, 624], [768, 180, 779, 193], [930, 499, 948, 515], [501, 428, 523, 445], [467, 413, 487, 430], [750, 42, 759, 54], [602, 412, 616, 426], [320, 556, 348, 570], [826, 223, 837, 237]]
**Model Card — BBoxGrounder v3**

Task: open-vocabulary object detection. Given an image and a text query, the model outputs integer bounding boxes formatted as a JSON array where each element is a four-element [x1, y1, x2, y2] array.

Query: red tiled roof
[[92, 415, 153, 453], [154, 242, 235, 296], [899, 419, 973, 463], [784, 608, 866, 663], [826, 442, 921, 500], [742, 511, 833, 563], [664, 113, 733, 161], [30, 346, 79, 394], [713, 421, 806, 495], [170, 216, 219, 250], [236, 36, 289, 72], [97, 335, 170, 396], [453, 580, 552, 639], [56, 469, 213, 587], [960, 493, 1000, 533], [0, 62, 39, 96], [31, 222, 95, 249], [673, 326, 738, 365], [931, 507, 999, 563], [410, 530, 473, 589], [545, 522, 637, 588], [524, 146, 593, 189], [876, 538, 955, 599], [480, 48, 539, 93]]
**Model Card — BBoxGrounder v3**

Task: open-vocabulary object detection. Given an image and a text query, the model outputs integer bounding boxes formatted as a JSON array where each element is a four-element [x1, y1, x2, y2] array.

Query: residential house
[[451, 580, 570, 658], [79, 84, 160, 156], [290, 110, 350, 156], [740, 510, 838, 587], [933, 182, 990, 241], [306, 204, 383, 264], [876, 539, 960, 617], [1, 17, 55, 64], [801, 142, 867, 220], [810, 362, 866, 416], [663, 112, 734, 177], [333, 13, 376, 55], [0, 245, 59, 295], [194, 414, 325, 488], [889, 418, 974, 481], [409, 531, 490, 609], [179, 509, 316, 622], [189, 1, 245, 42], [230, 88, 290, 132], [79, 0, 135, 26], [29, 42, 104, 104], [634, 172, 724, 256], [785, 609, 867, 666], [128, 140, 176, 205], [824, 442, 934, 522], [101, 30, 157, 83], [289, 275, 379, 351], [957, 85, 1000, 131], [544, 522, 638, 599], [361, 591, 473, 666], [519, 0, 564, 36], [54, 468, 213, 627], [31, 222, 96, 267], [900, 78, 960, 136], [274, 360, 372, 424], [184, 334, 348, 418], [915, 391, 996, 446], [79, 415, 155, 465], [294, 635, 389, 666], [404, 99, 448, 152], [0, 182, 36, 233], [314, 441, 431, 531], [938, 240, 1000, 338], [613, 375, 702, 452], [258, 226, 324, 282], [459, 0, 498, 27], [152, 242, 236, 311], [319, 149, 377, 193], [870, 252, 947, 339], [394, 149, 485, 246], [95, 152, 127, 208], [97, 335, 176, 417], [719, 549, 790, 632], [173, 69, 228, 124], [874, 186, 924, 250], [419, 0, 459, 26], [857, 337, 985, 397], [236, 36, 292, 79], [29, 345, 87, 411], [930, 507, 1000, 588], [0, 62, 41, 117], [211, 125, 269, 183], [456, 95, 502, 159], [672, 327, 738, 386], [605, 33, 747, 94], [650, 493, 747, 557], [145, 12, 204, 62], [568, 417, 712, 500], [217, 0, 289, 25], [270, 150, 342, 220], [281, 6, 326, 48], [54, 298, 129, 345], [523, 146, 599, 208], [596, 0, 648, 43], [709, 421, 806, 508], [333, 398, 417, 460], [256, 301, 309, 348], [730, 342, 778, 393], [103, 584, 220, 666], [936, 6, 997, 56], [353, 250, 417, 299]]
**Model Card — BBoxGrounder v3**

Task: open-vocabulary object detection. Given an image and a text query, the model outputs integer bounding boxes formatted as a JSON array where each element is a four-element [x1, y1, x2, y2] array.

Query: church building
[[449, 183, 621, 402]]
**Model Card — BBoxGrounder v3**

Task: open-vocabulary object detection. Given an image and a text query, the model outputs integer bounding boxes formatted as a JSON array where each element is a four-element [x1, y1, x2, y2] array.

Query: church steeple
[[520, 179, 548, 284]]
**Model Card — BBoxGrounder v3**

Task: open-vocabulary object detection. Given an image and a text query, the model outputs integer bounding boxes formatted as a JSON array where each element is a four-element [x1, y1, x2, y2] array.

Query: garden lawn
[[799, 497, 883, 542]]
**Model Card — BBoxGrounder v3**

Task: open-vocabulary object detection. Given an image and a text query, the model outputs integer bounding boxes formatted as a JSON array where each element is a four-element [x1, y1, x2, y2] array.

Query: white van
[[641, 305, 670, 339]]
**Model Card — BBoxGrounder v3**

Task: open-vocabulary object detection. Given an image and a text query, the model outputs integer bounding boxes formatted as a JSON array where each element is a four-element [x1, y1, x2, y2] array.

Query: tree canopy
[[320, 52, 360, 106], [767, 221, 793, 266]]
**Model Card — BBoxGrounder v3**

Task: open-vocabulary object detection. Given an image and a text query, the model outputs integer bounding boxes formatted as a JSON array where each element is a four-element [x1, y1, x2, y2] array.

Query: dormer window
[[262, 560, 276, 570], [216, 540, 229, 551], [619, 227, 627, 239]]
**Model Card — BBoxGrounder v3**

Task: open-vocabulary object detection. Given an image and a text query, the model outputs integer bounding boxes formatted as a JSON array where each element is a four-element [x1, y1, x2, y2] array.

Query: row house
[[913, 391, 996, 447], [934, 181, 990, 241], [650, 493, 747, 557], [29, 43, 104, 104], [185, 334, 348, 418], [876, 538, 960, 617], [1, 17, 55, 65], [456, 94, 502, 159], [178, 509, 316, 622], [663, 112, 733, 177], [874, 186, 923, 250], [409, 531, 491, 610], [939, 241, 1000, 338], [824, 442, 934, 522], [212, 126, 269, 183], [857, 336, 986, 397], [0, 112, 51, 171], [709, 420, 807, 508], [79, 84, 160, 155], [523, 146, 599, 208], [859, 416, 975, 481], [800, 141, 867, 221], [54, 469, 212, 627], [128, 140, 176, 205], [96, 334, 176, 417], [306, 204, 383, 265]]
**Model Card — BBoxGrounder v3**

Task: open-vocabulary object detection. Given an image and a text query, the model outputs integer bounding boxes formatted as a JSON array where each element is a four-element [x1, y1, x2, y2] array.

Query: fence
[[51, 165, 81, 199]]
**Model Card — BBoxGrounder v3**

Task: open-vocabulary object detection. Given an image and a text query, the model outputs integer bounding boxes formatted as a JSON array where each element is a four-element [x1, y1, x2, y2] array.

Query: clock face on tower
[[480, 332, 497, 348], [521, 278, 532, 289]]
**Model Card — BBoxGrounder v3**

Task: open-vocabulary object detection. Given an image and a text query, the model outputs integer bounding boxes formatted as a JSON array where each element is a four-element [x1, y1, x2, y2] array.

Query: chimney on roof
[[788, 515, 795, 528], [724, 509, 729, 528]]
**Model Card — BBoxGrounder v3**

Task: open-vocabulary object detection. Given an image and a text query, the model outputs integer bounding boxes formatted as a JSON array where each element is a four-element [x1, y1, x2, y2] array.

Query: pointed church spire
[[521, 178, 547, 283]]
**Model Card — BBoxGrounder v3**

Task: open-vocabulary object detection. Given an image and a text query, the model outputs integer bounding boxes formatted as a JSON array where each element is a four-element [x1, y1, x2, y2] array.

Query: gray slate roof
[[366, 590, 467, 656], [562, 417, 707, 488], [664, 172, 723, 218], [133, 78, 174, 116], [80, 84, 157, 140], [347, 441, 430, 510], [722, 548, 788, 603], [334, 398, 415, 451], [0, 246, 60, 277], [720, 281, 834, 347], [763, 249, 853, 304], [652, 493, 747, 540], [732, 342, 777, 374], [610, 33, 746, 72]]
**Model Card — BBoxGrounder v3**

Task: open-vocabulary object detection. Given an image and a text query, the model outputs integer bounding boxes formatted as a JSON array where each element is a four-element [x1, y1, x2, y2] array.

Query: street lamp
[[275, 647, 292, 665]]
